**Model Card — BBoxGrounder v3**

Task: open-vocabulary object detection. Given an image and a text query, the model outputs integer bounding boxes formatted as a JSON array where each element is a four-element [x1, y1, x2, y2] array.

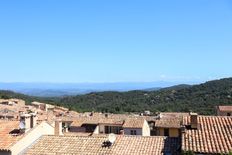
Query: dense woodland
[[1, 78, 232, 115]]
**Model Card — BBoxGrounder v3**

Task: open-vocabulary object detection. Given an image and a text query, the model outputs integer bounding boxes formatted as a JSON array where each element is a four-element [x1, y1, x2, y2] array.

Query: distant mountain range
[[0, 81, 196, 97], [1, 78, 232, 115]]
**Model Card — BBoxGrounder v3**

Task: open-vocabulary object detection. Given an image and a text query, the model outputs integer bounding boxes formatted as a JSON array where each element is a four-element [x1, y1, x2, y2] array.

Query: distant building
[[0, 108, 17, 120], [31, 101, 46, 111], [216, 105, 232, 116], [154, 112, 189, 138], [45, 104, 55, 111], [67, 115, 150, 136], [0, 99, 25, 107], [155, 118, 181, 137], [122, 118, 150, 136]]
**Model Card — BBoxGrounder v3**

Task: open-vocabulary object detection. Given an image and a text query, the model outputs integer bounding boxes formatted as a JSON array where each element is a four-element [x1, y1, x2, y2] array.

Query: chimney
[[119, 129, 124, 135], [105, 113, 108, 118], [30, 113, 37, 128], [190, 112, 198, 129], [19, 114, 31, 132], [54, 120, 62, 136]]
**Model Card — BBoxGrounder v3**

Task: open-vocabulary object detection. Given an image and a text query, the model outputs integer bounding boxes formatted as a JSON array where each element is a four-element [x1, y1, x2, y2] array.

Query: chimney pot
[[54, 120, 62, 136], [105, 113, 108, 118], [19, 114, 31, 132], [30, 113, 37, 128], [190, 112, 198, 129]]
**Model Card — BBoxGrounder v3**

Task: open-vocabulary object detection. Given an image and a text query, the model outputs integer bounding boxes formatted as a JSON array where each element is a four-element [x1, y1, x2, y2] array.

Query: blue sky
[[0, 0, 232, 83]]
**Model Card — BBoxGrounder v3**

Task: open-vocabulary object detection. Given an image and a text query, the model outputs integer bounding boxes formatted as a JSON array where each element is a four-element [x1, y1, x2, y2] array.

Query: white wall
[[93, 125, 99, 134], [99, 124, 105, 134], [123, 120, 150, 136], [123, 128, 142, 135], [142, 120, 150, 136]]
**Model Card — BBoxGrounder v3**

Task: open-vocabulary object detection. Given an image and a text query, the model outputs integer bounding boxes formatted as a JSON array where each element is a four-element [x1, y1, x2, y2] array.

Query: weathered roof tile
[[25, 135, 180, 155], [182, 116, 232, 154]]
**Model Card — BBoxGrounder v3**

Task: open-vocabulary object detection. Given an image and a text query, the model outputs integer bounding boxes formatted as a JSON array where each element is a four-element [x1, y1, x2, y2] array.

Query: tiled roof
[[182, 116, 232, 154], [69, 114, 149, 129], [159, 112, 189, 120], [0, 120, 24, 150], [31, 101, 44, 106], [0, 108, 16, 116], [25, 135, 180, 155], [153, 112, 189, 128], [71, 117, 124, 127], [54, 106, 69, 112], [64, 132, 92, 136], [218, 106, 232, 112], [155, 119, 181, 128], [0, 102, 28, 117], [122, 118, 145, 128]]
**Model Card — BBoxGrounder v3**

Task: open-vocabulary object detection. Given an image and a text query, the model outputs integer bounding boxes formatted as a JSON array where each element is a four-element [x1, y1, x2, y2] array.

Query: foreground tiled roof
[[25, 135, 180, 155], [182, 116, 232, 154], [218, 106, 232, 112], [0, 120, 23, 150], [64, 132, 92, 136]]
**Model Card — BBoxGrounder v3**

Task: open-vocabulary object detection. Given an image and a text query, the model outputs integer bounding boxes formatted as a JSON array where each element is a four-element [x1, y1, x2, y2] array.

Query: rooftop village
[[0, 99, 231, 155]]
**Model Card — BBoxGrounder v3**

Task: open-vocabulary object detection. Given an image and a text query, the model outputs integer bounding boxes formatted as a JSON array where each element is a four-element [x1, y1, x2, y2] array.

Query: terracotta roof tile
[[155, 119, 181, 128], [182, 116, 232, 154], [71, 117, 124, 127], [25, 135, 180, 155], [0, 120, 24, 150], [122, 118, 145, 128], [69, 114, 150, 129], [160, 112, 190, 119], [64, 132, 92, 137]]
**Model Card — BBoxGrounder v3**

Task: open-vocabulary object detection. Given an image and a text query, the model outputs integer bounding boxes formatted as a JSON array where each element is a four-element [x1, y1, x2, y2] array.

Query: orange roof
[[182, 116, 232, 154], [160, 112, 189, 119], [218, 106, 232, 112], [0, 120, 24, 151], [122, 118, 145, 128], [24, 135, 180, 155], [0, 108, 16, 117], [71, 117, 124, 127], [155, 118, 181, 128], [67, 113, 155, 128], [64, 132, 92, 136]]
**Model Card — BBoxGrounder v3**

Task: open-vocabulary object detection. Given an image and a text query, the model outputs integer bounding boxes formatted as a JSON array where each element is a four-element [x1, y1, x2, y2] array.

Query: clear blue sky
[[0, 0, 232, 83]]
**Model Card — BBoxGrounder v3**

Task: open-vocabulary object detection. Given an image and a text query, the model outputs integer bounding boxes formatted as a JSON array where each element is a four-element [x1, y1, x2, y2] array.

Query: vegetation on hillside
[[1, 78, 232, 115]]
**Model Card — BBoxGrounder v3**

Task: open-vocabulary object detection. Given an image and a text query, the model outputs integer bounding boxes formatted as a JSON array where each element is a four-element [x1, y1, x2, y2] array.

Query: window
[[164, 128, 169, 136], [105, 126, 109, 134], [105, 126, 122, 134], [227, 113, 231, 116], [82, 124, 97, 132], [130, 130, 137, 135]]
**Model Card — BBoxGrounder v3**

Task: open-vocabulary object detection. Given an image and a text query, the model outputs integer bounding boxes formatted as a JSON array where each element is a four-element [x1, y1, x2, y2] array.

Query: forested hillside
[[1, 78, 232, 115]]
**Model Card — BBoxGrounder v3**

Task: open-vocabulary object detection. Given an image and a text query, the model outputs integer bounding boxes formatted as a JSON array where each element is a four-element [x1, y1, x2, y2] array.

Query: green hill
[[1, 78, 232, 115], [0, 90, 33, 102]]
